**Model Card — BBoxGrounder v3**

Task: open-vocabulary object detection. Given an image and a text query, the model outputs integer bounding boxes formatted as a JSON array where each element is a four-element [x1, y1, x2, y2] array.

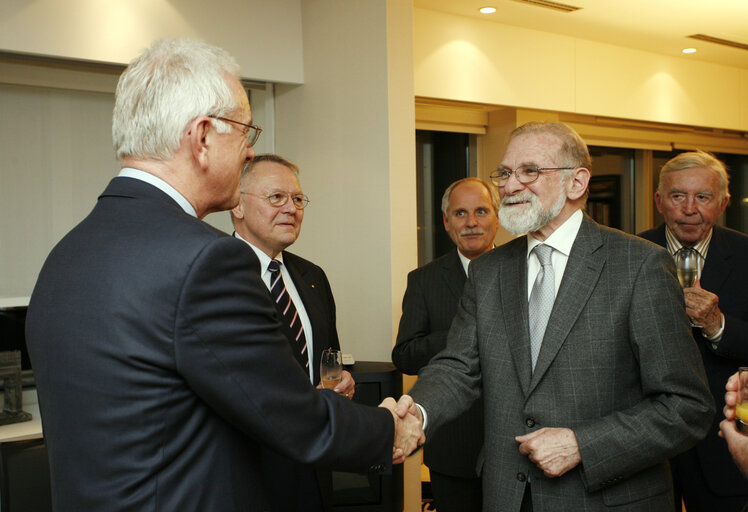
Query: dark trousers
[[671, 448, 747, 512], [429, 470, 482, 512]]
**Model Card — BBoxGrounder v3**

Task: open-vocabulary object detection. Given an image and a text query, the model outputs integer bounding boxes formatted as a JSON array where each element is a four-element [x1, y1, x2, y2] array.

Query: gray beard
[[499, 188, 567, 236]]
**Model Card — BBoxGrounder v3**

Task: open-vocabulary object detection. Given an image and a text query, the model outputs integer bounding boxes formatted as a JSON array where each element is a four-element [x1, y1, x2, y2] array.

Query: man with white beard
[[394, 121, 713, 511]]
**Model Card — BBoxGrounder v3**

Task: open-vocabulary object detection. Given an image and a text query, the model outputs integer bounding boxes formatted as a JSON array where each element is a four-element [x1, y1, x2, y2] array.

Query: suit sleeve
[[173, 236, 393, 472], [573, 248, 715, 491], [708, 313, 748, 360], [391, 270, 449, 375]]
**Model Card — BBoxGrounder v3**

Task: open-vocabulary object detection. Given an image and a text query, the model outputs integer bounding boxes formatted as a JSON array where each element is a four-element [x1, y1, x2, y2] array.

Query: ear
[[718, 195, 729, 216], [188, 117, 213, 171], [567, 167, 590, 201], [231, 199, 245, 220], [654, 191, 664, 214], [442, 212, 451, 232]]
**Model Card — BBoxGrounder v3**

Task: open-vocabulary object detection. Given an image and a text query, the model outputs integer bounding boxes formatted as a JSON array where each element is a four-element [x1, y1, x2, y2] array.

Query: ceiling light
[[682, 48, 697, 54], [479, 7, 497, 14]]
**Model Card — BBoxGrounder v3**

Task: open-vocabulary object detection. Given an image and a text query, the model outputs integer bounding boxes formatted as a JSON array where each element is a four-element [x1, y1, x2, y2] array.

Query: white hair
[[112, 38, 241, 161]]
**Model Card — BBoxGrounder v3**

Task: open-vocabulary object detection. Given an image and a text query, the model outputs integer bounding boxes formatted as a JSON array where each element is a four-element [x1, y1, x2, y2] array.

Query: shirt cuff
[[416, 403, 428, 430], [705, 313, 725, 347]]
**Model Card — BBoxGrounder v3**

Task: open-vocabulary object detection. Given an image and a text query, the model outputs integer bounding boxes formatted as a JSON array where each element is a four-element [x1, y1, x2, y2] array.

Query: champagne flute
[[675, 247, 698, 288], [738, 367, 748, 433], [320, 348, 342, 390]]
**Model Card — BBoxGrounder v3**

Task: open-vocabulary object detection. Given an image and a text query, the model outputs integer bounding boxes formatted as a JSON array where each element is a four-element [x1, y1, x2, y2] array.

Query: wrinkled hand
[[722, 372, 740, 422], [380, 396, 425, 464], [684, 280, 722, 337], [516, 427, 581, 478], [316, 370, 355, 399], [720, 418, 748, 479]]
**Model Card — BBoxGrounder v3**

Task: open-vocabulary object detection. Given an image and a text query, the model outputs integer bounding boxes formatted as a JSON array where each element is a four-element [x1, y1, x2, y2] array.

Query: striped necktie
[[267, 259, 308, 369]]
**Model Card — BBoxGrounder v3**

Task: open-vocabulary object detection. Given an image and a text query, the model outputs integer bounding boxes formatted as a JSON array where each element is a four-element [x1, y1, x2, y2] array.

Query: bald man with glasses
[[231, 153, 353, 512]]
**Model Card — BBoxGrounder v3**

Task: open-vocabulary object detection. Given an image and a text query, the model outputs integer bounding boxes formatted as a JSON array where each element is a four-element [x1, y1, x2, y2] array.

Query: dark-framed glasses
[[241, 191, 310, 210], [490, 165, 576, 186], [208, 115, 262, 148]]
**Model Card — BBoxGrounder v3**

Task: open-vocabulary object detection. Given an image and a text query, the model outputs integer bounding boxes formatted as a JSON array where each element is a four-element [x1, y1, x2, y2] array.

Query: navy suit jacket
[[639, 223, 748, 496], [392, 249, 484, 478], [26, 177, 393, 512]]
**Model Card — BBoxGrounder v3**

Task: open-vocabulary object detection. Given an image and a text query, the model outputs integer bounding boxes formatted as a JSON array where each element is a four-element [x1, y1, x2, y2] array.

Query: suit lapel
[[528, 216, 605, 394], [498, 238, 534, 396], [701, 226, 732, 293], [440, 250, 467, 300]]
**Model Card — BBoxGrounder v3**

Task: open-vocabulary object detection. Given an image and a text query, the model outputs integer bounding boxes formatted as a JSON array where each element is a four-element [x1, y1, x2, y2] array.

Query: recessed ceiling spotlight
[[682, 48, 697, 54], [479, 7, 497, 14]]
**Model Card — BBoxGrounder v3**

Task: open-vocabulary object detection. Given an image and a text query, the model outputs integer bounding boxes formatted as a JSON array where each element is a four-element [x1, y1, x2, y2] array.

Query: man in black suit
[[639, 150, 748, 512], [24, 38, 423, 512], [231, 153, 353, 511], [392, 177, 499, 512]]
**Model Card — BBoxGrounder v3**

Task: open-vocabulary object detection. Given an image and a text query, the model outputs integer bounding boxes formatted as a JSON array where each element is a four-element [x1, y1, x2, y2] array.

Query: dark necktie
[[528, 244, 555, 371], [267, 259, 308, 370]]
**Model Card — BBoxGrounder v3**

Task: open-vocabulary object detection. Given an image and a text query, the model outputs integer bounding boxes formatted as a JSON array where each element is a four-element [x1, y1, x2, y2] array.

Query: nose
[[465, 212, 478, 226], [683, 195, 697, 214], [279, 194, 297, 214], [501, 172, 525, 195], [245, 146, 255, 162]]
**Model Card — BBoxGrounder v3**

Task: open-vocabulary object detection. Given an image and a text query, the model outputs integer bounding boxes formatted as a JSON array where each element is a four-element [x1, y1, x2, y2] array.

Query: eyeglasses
[[241, 191, 310, 210], [490, 165, 576, 186], [208, 115, 262, 148]]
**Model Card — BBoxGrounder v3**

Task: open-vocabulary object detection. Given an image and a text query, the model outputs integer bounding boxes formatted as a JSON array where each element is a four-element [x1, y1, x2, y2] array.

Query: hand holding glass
[[320, 348, 343, 390]]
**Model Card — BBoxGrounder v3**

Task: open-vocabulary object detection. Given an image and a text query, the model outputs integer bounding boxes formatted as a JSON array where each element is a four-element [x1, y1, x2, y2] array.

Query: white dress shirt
[[234, 233, 315, 382], [118, 168, 197, 217]]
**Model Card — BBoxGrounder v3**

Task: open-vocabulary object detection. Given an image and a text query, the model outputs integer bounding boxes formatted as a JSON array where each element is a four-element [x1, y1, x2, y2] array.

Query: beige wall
[[274, 0, 417, 364], [0, 0, 304, 83], [414, 8, 748, 132]]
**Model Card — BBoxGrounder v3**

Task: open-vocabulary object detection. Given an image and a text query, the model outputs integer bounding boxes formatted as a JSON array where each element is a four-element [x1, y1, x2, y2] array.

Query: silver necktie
[[529, 244, 555, 371]]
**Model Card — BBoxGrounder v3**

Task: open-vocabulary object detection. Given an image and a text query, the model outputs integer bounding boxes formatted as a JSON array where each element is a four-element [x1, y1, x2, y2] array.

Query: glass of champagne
[[675, 247, 698, 288], [737, 367, 748, 433], [320, 348, 342, 390]]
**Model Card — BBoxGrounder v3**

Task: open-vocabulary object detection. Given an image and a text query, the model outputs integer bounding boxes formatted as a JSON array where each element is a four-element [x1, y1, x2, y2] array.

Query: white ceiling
[[413, 0, 748, 69]]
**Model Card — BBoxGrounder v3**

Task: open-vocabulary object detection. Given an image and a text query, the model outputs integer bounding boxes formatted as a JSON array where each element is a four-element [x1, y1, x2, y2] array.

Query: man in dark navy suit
[[231, 154, 355, 512], [25, 38, 422, 512], [639, 150, 748, 512], [392, 177, 499, 512]]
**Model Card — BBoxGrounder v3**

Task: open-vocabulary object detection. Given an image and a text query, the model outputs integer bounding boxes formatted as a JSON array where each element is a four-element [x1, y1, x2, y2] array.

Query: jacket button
[[516, 472, 526, 482], [525, 418, 535, 428]]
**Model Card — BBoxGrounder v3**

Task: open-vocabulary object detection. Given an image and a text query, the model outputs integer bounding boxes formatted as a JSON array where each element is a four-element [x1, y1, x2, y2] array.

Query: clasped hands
[[379, 395, 426, 464]]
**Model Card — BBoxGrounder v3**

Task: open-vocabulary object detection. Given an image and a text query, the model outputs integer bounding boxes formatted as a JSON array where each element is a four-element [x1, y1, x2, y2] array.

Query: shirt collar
[[118, 167, 197, 217], [233, 232, 282, 271], [664, 225, 712, 259], [527, 209, 583, 259]]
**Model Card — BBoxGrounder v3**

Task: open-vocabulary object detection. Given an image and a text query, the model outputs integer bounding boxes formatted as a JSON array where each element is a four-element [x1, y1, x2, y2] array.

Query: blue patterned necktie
[[267, 259, 308, 369], [528, 244, 555, 371]]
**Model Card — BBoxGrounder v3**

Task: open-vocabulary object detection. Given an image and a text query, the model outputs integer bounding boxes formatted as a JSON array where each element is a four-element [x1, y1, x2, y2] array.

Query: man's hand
[[316, 370, 355, 399], [684, 279, 722, 337], [722, 372, 740, 423], [515, 427, 581, 478], [720, 418, 748, 479], [380, 396, 425, 464]]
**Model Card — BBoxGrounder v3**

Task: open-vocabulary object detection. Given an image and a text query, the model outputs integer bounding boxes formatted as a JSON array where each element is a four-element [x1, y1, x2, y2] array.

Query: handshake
[[379, 395, 426, 464]]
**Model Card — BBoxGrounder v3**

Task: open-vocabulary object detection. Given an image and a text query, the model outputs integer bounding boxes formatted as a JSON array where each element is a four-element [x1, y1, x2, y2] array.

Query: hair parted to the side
[[241, 154, 301, 182], [658, 150, 731, 202], [440, 177, 500, 216], [112, 38, 242, 161]]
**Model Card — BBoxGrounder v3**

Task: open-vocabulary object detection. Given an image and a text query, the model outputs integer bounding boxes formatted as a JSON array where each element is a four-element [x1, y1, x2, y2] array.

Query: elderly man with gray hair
[[25, 38, 422, 512], [639, 150, 748, 512]]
